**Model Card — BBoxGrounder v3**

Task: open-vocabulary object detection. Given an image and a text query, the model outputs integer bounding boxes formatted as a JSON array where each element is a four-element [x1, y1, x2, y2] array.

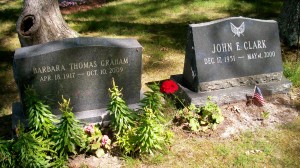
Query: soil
[[60, 2, 300, 167], [197, 93, 299, 139]]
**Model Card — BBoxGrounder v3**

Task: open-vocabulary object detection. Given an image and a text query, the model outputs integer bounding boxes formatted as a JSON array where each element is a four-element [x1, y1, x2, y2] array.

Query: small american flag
[[253, 86, 265, 106]]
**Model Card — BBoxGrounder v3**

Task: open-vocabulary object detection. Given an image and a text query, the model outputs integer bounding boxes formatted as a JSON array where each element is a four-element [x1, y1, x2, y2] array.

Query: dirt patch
[[217, 94, 298, 138], [68, 154, 123, 168]]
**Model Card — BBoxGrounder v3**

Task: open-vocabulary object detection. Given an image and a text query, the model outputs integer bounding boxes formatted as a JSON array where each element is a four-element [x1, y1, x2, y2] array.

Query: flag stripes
[[253, 86, 265, 106]]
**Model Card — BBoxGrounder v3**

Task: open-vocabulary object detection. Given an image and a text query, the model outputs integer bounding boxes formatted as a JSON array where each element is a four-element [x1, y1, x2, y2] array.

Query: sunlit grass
[[284, 62, 300, 87]]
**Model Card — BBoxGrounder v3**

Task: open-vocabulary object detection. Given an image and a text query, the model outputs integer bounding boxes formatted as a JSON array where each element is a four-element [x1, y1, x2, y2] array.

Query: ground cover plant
[[0, 0, 299, 167]]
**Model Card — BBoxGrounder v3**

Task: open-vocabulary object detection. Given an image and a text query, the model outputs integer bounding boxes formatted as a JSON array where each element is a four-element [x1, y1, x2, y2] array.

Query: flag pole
[[252, 85, 257, 99]]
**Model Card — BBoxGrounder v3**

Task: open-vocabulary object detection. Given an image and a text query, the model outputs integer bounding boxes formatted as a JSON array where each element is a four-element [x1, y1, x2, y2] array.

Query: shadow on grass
[[0, 1, 21, 44], [69, 0, 198, 20], [223, 0, 283, 19], [66, 0, 212, 52], [0, 7, 21, 22], [68, 16, 211, 53], [74, 20, 190, 48], [0, 50, 14, 71], [0, 49, 18, 110]]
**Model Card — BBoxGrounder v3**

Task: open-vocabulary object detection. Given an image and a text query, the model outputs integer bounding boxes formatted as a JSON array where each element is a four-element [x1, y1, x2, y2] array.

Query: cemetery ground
[[0, 0, 300, 167]]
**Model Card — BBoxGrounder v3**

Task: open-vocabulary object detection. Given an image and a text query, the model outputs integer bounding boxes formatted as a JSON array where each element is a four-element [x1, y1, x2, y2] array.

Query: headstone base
[[171, 74, 292, 106], [12, 102, 139, 135]]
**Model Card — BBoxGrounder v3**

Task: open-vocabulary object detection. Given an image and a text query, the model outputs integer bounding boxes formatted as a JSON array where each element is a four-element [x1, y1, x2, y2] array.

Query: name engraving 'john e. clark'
[[211, 40, 267, 53]]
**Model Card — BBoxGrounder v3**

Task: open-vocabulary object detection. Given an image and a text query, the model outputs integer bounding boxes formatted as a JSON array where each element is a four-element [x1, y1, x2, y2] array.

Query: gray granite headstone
[[13, 37, 142, 122], [183, 17, 284, 92], [172, 17, 291, 106]]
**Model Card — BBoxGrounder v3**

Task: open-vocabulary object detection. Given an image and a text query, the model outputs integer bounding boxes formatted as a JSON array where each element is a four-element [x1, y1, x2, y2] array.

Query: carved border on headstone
[[199, 72, 283, 92]]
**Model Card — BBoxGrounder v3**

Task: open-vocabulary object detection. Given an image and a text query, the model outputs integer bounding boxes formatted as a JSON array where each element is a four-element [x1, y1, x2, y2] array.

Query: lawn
[[0, 0, 299, 167]]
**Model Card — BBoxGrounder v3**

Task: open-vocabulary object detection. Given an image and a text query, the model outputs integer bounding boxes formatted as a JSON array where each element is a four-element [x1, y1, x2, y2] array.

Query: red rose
[[160, 80, 179, 94]]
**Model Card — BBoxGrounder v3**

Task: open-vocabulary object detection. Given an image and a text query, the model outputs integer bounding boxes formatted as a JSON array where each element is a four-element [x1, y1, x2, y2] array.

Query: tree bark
[[278, 0, 300, 47], [16, 0, 78, 47]]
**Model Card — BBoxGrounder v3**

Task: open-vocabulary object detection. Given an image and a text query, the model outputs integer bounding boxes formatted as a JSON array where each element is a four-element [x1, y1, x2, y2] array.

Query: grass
[[284, 62, 300, 87], [0, 0, 299, 166]]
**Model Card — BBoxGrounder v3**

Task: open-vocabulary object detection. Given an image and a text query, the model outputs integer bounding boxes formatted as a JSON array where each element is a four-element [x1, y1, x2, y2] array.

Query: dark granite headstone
[[13, 37, 142, 122], [172, 17, 291, 106], [183, 17, 284, 92]]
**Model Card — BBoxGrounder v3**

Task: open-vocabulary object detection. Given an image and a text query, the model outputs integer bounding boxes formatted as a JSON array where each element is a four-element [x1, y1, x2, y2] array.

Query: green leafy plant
[[176, 104, 201, 131], [107, 78, 137, 155], [24, 87, 58, 138], [107, 80, 172, 156], [0, 139, 13, 167], [12, 125, 50, 168], [140, 83, 165, 122], [138, 83, 174, 154], [107, 78, 136, 136], [261, 111, 270, 120], [115, 129, 136, 155], [52, 96, 85, 158], [174, 98, 224, 132], [199, 97, 224, 130], [135, 107, 165, 155]]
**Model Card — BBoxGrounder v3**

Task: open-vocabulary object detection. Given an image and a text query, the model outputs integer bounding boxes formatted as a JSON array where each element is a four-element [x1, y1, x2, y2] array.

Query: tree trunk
[[278, 0, 300, 47], [16, 0, 78, 47]]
